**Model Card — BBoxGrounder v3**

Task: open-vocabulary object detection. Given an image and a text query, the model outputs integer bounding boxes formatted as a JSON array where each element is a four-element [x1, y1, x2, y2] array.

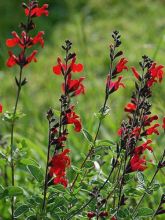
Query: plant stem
[[67, 153, 120, 220], [70, 95, 108, 190], [10, 67, 23, 220], [42, 121, 51, 212]]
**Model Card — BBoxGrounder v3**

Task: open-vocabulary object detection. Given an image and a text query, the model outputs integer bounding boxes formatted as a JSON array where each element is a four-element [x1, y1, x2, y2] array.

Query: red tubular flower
[[0, 104, 3, 113], [124, 102, 136, 113], [65, 109, 82, 132], [134, 140, 153, 154], [149, 63, 164, 83], [131, 67, 141, 80], [117, 127, 123, 136], [130, 154, 147, 171], [6, 51, 18, 67], [6, 50, 38, 68], [53, 57, 83, 75], [26, 50, 38, 64], [144, 115, 158, 126], [64, 74, 85, 97], [32, 31, 45, 47], [6, 31, 44, 48], [162, 117, 165, 130], [145, 123, 160, 136], [116, 58, 128, 73], [107, 75, 125, 94], [53, 176, 68, 188], [132, 127, 141, 137], [6, 31, 20, 47], [25, 4, 49, 17], [49, 149, 70, 187]]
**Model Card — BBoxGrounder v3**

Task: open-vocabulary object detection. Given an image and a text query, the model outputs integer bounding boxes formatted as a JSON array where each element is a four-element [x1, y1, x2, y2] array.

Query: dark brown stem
[[10, 67, 23, 220], [42, 121, 51, 212]]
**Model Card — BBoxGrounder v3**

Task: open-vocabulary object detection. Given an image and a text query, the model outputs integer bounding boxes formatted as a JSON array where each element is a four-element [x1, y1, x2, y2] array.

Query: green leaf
[[7, 186, 23, 197], [136, 208, 153, 217], [137, 171, 145, 184], [48, 184, 66, 193], [95, 139, 115, 147], [20, 158, 39, 166], [26, 215, 36, 220], [84, 160, 94, 169], [82, 129, 93, 143], [27, 165, 43, 182], [14, 204, 29, 218], [117, 208, 129, 218], [48, 197, 65, 211]]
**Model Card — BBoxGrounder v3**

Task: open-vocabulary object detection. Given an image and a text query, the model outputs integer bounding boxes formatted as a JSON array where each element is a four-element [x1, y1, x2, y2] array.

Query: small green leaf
[[27, 165, 43, 182], [14, 204, 29, 218], [20, 158, 39, 166], [137, 171, 145, 184], [136, 207, 153, 217], [82, 129, 93, 143], [117, 208, 129, 218], [95, 139, 115, 147], [26, 215, 36, 220], [84, 160, 94, 169], [7, 186, 23, 197]]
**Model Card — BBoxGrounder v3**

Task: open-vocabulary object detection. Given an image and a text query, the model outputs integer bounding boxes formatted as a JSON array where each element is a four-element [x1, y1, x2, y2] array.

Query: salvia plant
[[0, 1, 165, 220]]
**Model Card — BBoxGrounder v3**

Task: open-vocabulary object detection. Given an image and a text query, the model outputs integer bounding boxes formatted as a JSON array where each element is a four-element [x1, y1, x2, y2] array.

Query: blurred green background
[[0, 0, 165, 218]]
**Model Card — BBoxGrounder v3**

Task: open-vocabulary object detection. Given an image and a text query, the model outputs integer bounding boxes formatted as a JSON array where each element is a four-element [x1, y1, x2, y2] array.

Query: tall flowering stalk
[[5, 1, 48, 219], [71, 31, 128, 190], [42, 40, 85, 212], [116, 56, 165, 212]]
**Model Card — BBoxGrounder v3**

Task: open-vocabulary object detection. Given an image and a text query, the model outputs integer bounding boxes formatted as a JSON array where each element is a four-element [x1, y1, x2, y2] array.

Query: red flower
[[0, 104, 2, 113], [49, 149, 70, 187], [134, 140, 153, 154], [132, 127, 141, 137], [117, 127, 123, 136], [25, 4, 49, 17], [63, 74, 85, 97], [87, 212, 96, 219], [107, 75, 125, 94], [6, 31, 44, 48], [147, 63, 164, 87], [116, 58, 128, 73], [111, 217, 117, 220], [144, 115, 158, 126], [162, 117, 165, 130], [6, 50, 38, 68], [124, 102, 136, 113], [53, 57, 83, 75], [53, 176, 68, 188], [65, 109, 82, 132], [145, 123, 160, 136], [99, 211, 108, 217], [149, 63, 164, 83], [131, 67, 141, 80], [130, 154, 147, 171]]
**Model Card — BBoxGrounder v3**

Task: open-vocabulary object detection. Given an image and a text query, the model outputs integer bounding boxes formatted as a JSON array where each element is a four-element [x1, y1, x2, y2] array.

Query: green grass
[[0, 0, 165, 219]]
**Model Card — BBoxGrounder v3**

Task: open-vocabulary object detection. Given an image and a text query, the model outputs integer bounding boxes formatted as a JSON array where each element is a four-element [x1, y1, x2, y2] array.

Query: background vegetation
[[0, 0, 165, 219]]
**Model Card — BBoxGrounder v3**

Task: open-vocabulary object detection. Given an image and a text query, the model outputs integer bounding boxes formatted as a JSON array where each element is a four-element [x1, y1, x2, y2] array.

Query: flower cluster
[[6, 1, 48, 68], [47, 40, 85, 187], [118, 56, 164, 173], [106, 31, 128, 96]]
